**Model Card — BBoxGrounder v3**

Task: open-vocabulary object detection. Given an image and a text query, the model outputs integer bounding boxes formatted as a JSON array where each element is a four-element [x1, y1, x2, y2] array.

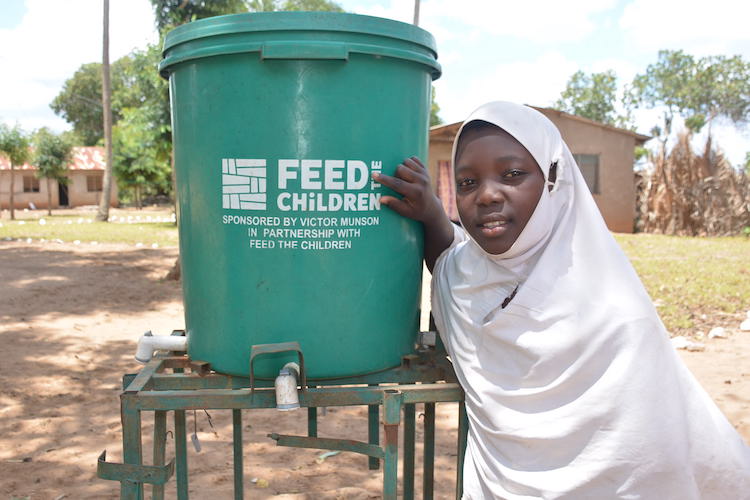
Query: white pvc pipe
[[135, 331, 188, 363], [274, 362, 300, 411]]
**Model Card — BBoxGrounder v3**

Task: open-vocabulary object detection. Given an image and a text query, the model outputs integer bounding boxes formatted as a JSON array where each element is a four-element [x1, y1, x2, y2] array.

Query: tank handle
[[261, 41, 349, 60], [249, 341, 308, 393]]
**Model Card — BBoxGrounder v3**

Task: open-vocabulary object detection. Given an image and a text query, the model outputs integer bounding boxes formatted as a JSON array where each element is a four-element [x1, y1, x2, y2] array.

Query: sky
[[1, 0, 749, 165]]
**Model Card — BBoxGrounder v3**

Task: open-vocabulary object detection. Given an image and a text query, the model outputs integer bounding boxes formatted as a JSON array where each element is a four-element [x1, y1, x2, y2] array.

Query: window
[[23, 175, 40, 193], [87, 174, 103, 192], [573, 154, 600, 194]]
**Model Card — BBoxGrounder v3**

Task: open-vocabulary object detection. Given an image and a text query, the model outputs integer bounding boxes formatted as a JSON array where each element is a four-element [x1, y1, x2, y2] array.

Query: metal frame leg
[[121, 395, 143, 500], [368, 383, 380, 470], [403, 403, 416, 500], [233, 409, 244, 500], [174, 410, 189, 500], [152, 410, 167, 500], [383, 390, 403, 500], [423, 402, 436, 500], [456, 401, 468, 499]]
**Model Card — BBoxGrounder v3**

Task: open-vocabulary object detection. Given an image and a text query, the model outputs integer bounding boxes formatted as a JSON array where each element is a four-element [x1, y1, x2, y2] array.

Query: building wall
[[0, 170, 117, 209], [427, 139, 453, 190], [67, 171, 118, 207], [540, 112, 636, 233], [0, 170, 57, 209]]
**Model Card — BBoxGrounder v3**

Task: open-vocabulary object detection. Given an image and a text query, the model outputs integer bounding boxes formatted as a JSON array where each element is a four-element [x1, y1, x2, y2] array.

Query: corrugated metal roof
[[0, 146, 105, 171]]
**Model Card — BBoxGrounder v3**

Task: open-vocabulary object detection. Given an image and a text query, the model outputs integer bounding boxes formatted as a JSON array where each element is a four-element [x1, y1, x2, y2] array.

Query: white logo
[[222, 159, 267, 210]]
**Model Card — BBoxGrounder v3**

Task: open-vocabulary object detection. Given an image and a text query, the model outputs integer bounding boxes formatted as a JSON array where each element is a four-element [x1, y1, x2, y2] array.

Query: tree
[[50, 60, 134, 146], [113, 108, 171, 208], [687, 54, 750, 134], [430, 86, 442, 126], [277, 0, 343, 11], [32, 129, 73, 216], [150, 0, 343, 32], [0, 124, 31, 220], [625, 50, 750, 176], [151, 0, 248, 33], [555, 70, 627, 127], [109, 42, 173, 209], [97, 0, 114, 222], [625, 50, 699, 158]]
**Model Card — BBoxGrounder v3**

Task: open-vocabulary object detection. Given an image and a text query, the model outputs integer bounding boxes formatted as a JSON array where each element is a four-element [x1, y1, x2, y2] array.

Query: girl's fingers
[[394, 163, 422, 183], [372, 171, 419, 197], [380, 195, 413, 218], [403, 156, 426, 173]]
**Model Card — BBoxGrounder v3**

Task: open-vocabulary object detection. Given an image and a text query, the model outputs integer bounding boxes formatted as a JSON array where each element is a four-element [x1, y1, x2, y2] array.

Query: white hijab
[[432, 102, 750, 499]]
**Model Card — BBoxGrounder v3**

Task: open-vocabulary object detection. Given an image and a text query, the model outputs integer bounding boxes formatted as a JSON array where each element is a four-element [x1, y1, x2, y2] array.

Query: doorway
[[58, 182, 69, 207]]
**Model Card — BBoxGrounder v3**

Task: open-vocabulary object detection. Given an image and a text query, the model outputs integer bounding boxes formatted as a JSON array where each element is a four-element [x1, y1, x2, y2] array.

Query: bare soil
[[0, 241, 747, 499]]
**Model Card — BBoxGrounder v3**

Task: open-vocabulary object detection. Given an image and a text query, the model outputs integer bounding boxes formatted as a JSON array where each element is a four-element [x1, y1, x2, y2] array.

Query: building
[[0, 146, 118, 209], [428, 106, 650, 233]]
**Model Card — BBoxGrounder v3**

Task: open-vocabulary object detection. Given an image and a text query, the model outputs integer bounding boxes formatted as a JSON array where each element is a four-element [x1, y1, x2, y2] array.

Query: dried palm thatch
[[636, 132, 750, 236]]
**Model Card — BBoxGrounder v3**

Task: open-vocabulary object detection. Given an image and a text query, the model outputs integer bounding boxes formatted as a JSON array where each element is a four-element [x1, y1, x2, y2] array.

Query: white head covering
[[432, 102, 750, 499]]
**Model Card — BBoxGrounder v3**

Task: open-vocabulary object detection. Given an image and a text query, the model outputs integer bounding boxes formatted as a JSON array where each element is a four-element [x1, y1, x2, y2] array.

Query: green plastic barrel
[[160, 12, 440, 379]]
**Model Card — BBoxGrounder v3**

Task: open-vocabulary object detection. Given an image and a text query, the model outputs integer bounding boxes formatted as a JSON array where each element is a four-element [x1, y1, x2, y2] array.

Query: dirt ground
[[1, 241, 748, 499]]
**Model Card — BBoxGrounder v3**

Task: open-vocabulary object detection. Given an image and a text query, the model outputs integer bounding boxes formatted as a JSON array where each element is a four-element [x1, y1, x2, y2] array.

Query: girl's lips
[[477, 218, 510, 237]]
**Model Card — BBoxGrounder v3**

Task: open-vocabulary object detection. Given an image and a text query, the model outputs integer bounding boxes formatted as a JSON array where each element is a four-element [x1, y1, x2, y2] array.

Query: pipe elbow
[[135, 331, 187, 363], [275, 362, 301, 411]]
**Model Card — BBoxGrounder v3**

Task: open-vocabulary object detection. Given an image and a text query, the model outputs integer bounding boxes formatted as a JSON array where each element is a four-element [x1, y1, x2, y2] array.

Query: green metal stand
[[99, 347, 465, 499]]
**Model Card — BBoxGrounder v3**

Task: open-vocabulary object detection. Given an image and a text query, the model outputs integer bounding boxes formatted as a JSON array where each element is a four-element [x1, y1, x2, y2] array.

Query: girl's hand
[[372, 156, 444, 223], [373, 156, 456, 271]]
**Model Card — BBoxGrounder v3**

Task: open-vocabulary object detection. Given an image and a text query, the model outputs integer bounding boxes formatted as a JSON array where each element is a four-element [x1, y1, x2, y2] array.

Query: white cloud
[[423, 0, 618, 43], [349, 0, 618, 45], [0, 0, 157, 131], [620, 0, 750, 57], [436, 51, 579, 123]]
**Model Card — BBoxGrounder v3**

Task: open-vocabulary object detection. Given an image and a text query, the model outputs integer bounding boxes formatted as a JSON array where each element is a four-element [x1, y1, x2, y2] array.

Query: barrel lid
[[163, 12, 437, 55]]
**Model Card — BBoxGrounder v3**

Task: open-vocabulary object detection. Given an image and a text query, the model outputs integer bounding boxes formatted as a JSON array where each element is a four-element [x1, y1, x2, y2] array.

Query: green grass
[[615, 233, 750, 335], [1, 212, 746, 334], [0, 209, 179, 247]]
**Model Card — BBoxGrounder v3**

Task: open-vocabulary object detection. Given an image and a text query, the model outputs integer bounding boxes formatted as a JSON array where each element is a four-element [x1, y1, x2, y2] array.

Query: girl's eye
[[503, 169, 526, 179], [456, 178, 476, 189]]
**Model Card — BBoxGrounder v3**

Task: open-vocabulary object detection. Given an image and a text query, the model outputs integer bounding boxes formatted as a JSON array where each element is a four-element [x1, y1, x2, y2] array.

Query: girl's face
[[454, 125, 545, 255]]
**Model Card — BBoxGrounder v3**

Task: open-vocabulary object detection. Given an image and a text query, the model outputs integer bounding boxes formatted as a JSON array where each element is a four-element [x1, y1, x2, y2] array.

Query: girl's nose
[[476, 181, 505, 206]]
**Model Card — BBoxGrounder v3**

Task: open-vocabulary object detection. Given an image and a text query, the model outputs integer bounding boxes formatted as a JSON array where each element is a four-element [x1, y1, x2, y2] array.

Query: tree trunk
[[9, 163, 15, 220], [47, 178, 52, 216], [96, 0, 114, 222], [165, 256, 181, 281]]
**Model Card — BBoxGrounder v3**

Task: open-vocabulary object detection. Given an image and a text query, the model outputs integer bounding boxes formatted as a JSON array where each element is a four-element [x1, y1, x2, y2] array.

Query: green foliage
[[634, 146, 649, 162], [430, 86, 442, 127], [32, 128, 73, 184], [744, 152, 750, 175], [49, 60, 136, 146], [150, 0, 248, 33], [555, 70, 628, 127], [0, 123, 31, 166], [625, 50, 750, 137], [277, 0, 343, 11], [150, 0, 343, 32], [111, 43, 173, 207], [113, 107, 172, 207]]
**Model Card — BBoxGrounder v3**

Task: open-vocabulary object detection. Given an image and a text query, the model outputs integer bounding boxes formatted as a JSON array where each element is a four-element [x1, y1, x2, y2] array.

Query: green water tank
[[160, 12, 440, 379]]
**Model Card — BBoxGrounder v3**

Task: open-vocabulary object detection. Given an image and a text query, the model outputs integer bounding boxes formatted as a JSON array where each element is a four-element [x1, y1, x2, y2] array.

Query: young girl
[[373, 101, 750, 499]]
